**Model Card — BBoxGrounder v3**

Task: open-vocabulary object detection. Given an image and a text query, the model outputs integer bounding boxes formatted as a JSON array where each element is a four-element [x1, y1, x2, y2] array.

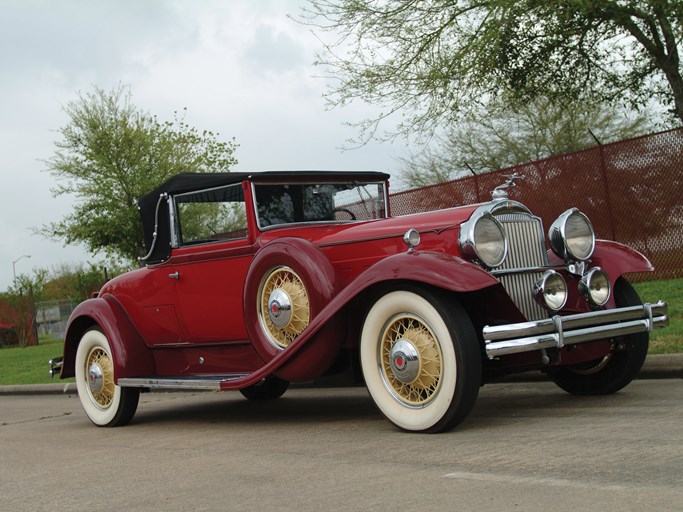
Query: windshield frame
[[251, 180, 389, 231]]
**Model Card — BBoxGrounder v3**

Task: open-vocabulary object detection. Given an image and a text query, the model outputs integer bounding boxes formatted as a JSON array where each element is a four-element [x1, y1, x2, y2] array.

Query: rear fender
[[61, 295, 155, 380]]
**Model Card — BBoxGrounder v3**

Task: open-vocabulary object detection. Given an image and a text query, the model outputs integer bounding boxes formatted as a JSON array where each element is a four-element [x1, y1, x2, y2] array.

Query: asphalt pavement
[[2, 379, 683, 511]]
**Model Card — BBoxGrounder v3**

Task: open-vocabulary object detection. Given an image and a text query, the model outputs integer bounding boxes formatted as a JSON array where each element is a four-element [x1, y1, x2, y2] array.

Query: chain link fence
[[34, 299, 77, 340], [390, 128, 683, 281]]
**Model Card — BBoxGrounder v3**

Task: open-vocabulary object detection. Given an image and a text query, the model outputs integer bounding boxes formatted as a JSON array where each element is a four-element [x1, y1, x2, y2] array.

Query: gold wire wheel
[[380, 314, 443, 407], [259, 267, 310, 349], [85, 347, 115, 410]]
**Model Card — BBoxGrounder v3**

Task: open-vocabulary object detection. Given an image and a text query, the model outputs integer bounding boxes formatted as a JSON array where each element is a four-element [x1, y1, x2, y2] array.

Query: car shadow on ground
[[122, 382, 633, 432], [131, 387, 381, 429]]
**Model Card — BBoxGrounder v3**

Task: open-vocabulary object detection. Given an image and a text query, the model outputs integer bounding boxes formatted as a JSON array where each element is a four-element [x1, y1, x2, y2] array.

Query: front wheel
[[360, 288, 481, 433], [550, 278, 649, 395], [75, 328, 139, 427]]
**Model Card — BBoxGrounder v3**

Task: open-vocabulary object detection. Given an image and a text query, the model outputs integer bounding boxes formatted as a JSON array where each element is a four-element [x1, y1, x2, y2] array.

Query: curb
[[1, 354, 682, 396], [486, 353, 683, 383], [1, 382, 79, 396], [637, 354, 683, 380]]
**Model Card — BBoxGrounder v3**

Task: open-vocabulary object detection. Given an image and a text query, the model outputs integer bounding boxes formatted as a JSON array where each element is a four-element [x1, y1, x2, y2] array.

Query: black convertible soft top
[[137, 170, 390, 264]]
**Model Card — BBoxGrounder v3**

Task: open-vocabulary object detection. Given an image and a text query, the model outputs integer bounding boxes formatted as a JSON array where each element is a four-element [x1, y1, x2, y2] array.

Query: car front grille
[[495, 213, 549, 321]]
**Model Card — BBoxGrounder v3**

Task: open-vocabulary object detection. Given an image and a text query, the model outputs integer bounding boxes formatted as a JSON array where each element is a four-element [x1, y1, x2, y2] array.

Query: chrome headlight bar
[[534, 270, 568, 311], [459, 211, 508, 268], [579, 267, 611, 306], [548, 208, 595, 262]]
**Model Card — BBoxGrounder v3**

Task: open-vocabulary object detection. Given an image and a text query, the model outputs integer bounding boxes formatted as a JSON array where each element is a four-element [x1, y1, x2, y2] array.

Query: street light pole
[[12, 254, 31, 283]]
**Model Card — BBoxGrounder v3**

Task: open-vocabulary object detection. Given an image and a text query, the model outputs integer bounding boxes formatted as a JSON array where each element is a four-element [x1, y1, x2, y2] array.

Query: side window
[[175, 184, 247, 245]]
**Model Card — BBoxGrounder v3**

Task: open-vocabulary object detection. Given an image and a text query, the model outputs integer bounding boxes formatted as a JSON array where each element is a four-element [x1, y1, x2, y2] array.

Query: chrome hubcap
[[389, 338, 420, 384], [380, 314, 443, 406], [267, 288, 293, 328], [88, 363, 104, 394], [259, 267, 310, 349]]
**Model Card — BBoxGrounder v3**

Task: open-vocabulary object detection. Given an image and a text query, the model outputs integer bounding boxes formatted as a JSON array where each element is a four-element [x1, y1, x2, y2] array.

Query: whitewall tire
[[360, 288, 481, 433], [75, 328, 139, 427]]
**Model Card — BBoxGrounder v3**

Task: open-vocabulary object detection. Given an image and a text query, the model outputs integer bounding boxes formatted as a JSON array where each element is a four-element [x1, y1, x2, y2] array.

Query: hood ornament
[[492, 173, 525, 200]]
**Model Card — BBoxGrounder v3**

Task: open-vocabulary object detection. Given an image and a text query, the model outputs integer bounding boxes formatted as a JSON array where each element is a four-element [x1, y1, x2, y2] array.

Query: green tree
[[40, 262, 127, 302], [0, 271, 47, 347], [400, 96, 655, 187], [42, 85, 239, 261], [301, 0, 683, 142]]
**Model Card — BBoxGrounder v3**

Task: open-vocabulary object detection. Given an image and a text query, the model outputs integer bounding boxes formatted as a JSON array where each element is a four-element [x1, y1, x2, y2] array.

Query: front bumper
[[483, 301, 668, 359], [49, 356, 63, 378]]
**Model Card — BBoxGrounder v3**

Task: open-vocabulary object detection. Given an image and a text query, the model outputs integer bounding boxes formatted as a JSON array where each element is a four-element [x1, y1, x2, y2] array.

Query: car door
[[167, 183, 254, 343], [170, 242, 253, 342]]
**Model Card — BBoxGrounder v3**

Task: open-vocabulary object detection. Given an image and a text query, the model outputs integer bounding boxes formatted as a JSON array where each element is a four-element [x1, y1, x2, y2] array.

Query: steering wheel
[[330, 207, 357, 220]]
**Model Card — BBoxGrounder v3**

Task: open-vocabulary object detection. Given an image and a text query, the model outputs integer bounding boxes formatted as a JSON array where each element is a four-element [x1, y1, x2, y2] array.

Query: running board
[[117, 374, 249, 391]]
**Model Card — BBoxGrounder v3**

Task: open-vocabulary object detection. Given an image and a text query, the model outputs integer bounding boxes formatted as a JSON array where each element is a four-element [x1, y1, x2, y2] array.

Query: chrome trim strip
[[474, 200, 533, 217], [117, 374, 248, 390], [483, 301, 668, 358], [169, 194, 179, 249]]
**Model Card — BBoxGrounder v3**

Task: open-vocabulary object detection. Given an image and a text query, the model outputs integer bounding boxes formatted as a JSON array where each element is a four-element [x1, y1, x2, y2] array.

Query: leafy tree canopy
[[42, 85, 239, 261], [38, 262, 127, 302], [301, 0, 683, 142], [400, 96, 656, 187]]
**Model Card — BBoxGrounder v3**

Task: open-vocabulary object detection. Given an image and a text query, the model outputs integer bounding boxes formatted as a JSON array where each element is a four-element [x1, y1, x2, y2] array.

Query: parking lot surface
[[1, 380, 682, 511]]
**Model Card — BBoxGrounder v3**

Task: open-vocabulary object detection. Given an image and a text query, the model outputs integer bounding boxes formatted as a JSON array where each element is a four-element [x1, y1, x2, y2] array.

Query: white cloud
[[0, 0, 406, 291]]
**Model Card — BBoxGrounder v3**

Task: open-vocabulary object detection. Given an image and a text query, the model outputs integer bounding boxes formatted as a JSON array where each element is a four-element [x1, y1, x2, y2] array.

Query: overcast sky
[[0, 0, 407, 291]]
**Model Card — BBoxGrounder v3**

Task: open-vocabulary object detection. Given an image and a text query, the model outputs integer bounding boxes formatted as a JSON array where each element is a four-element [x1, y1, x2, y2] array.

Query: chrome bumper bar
[[49, 356, 63, 379], [483, 301, 668, 359]]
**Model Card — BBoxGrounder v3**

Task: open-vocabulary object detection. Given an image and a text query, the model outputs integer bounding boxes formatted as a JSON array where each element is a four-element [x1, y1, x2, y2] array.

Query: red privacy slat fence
[[390, 128, 683, 281]]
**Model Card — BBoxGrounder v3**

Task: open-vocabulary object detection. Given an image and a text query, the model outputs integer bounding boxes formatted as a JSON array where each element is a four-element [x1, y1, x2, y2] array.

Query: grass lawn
[[633, 277, 683, 355], [0, 278, 680, 385], [0, 336, 74, 386]]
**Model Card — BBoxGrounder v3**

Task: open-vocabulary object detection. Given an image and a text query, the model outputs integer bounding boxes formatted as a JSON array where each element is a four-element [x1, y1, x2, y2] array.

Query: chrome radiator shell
[[494, 213, 548, 321]]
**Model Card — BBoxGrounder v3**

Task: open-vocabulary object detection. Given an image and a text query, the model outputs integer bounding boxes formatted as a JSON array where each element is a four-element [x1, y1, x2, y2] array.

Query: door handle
[[168, 271, 180, 280]]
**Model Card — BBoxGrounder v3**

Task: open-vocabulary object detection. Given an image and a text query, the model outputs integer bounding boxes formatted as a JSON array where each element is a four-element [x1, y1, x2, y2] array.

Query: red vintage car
[[51, 171, 668, 432]]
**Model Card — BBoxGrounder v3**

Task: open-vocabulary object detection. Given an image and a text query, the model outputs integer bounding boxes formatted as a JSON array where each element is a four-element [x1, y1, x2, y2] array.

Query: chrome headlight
[[459, 213, 508, 268], [548, 208, 595, 261], [579, 267, 611, 306], [534, 270, 568, 311]]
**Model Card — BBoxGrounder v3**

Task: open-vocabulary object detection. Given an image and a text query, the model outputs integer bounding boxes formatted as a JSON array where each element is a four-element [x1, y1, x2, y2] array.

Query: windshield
[[253, 182, 387, 229]]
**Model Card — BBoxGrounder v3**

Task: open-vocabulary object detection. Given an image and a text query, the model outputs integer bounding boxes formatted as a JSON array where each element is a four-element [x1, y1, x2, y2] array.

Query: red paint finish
[[60, 172, 662, 390], [62, 295, 155, 380]]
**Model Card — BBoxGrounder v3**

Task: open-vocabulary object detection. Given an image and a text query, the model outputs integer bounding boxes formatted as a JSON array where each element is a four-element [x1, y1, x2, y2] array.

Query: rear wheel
[[244, 238, 341, 382], [550, 278, 649, 395], [75, 328, 139, 427], [360, 287, 481, 433], [240, 376, 289, 400], [258, 266, 310, 350]]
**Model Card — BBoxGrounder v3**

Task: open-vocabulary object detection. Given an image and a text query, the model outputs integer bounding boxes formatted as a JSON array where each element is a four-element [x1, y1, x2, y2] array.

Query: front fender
[[61, 295, 155, 381], [221, 250, 500, 389], [357, 250, 500, 293], [547, 240, 653, 285], [591, 240, 654, 277]]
